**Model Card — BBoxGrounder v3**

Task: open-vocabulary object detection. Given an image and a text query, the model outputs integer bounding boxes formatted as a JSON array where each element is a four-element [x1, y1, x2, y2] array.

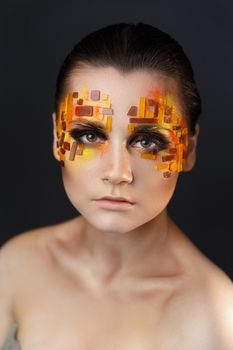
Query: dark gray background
[[0, 0, 232, 278]]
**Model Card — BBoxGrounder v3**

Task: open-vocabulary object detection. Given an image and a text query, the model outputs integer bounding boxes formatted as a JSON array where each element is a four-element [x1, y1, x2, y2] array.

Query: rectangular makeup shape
[[75, 106, 93, 116], [129, 118, 159, 124], [90, 90, 100, 101], [69, 142, 78, 161]]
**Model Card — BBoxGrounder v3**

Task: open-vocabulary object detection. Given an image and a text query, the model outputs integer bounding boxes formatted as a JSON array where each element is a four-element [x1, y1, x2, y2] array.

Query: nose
[[101, 140, 133, 185]]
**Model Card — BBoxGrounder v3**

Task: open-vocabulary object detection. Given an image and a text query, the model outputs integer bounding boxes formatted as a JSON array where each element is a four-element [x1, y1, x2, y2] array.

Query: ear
[[183, 123, 200, 172], [52, 112, 60, 162]]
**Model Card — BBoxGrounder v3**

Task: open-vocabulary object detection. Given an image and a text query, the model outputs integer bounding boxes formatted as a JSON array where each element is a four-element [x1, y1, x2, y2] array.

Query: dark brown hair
[[54, 22, 201, 135]]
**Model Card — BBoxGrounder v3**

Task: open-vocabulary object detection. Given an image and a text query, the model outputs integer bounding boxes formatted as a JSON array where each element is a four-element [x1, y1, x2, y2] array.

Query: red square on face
[[165, 106, 173, 115], [77, 98, 83, 105], [69, 142, 78, 161], [163, 171, 171, 178], [147, 99, 156, 106], [127, 106, 138, 116], [63, 142, 70, 151], [62, 121, 66, 130], [75, 106, 93, 116], [72, 92, 79, 98]]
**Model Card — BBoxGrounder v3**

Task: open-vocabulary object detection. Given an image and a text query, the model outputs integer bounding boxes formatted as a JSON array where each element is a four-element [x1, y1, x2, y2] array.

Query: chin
[[79, 209, 158, 235]]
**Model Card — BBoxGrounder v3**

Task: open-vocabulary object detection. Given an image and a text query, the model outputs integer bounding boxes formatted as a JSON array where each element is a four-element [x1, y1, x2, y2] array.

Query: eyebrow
[[71, 120, 165, 133]]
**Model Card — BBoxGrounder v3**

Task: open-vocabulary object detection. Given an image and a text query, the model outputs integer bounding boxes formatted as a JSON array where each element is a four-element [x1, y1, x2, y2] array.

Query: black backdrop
[[1, 0, 232, 279]]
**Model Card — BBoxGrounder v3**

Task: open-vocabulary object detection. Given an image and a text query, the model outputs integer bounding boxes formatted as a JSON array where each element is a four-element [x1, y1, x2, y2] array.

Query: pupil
[[87, 133, 96, 141], [141, 139, 150, 147]]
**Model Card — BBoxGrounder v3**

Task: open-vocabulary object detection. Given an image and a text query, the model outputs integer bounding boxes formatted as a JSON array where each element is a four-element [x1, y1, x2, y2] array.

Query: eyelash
[[69, 128, 171, 154]]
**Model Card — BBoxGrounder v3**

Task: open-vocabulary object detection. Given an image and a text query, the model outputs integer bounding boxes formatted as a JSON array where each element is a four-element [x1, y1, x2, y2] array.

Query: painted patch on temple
[[56, 88, 113, 167], [127, 89, 189, 178]]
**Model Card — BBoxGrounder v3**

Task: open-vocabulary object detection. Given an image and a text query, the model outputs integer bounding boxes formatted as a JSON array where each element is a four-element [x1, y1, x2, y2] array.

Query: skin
[[0, 66, 233, 350], [53, 67, 194, 286]]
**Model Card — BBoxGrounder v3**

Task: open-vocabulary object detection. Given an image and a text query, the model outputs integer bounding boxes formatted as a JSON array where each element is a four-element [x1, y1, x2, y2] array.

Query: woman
[[0, 22, 232, 350]]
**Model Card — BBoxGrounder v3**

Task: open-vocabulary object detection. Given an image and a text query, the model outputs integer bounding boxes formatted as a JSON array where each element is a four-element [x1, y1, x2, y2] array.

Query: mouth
[[95, 196, 134, 204], [93, 197, 135, 210]]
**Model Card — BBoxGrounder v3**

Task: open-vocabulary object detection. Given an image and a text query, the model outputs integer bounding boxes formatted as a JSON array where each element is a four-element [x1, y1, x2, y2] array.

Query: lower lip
[[93, 199, 135, 210]]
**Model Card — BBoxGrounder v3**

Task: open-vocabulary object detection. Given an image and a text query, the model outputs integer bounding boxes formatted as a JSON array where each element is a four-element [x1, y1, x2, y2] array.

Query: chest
[[14, 286, 216, 350], [13, 255, 216, 350], [15, 287, 159, 348]]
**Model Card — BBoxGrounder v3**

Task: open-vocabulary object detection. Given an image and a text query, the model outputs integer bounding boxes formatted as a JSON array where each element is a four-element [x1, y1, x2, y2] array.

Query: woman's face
[[52, 66, 191, 234]]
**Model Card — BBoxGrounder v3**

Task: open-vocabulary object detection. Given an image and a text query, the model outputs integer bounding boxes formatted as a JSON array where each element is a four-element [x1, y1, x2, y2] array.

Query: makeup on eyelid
[[69, 123, 171, 154], [56, 87, 188, 178]]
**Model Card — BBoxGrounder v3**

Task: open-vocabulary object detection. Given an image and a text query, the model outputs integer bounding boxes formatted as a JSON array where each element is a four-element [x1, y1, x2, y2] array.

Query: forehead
[[66, 66, 182, 112]]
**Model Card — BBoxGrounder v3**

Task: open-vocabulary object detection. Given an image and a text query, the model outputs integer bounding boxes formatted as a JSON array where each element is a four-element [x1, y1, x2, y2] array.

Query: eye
[[68, 127, 171, 154], [69, 129, 106, 145], [130, 133, 171, 154]]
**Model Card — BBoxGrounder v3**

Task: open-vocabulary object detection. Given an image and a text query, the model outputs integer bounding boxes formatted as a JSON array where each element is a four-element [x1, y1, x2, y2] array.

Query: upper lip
[[95, 195, 134, 204]]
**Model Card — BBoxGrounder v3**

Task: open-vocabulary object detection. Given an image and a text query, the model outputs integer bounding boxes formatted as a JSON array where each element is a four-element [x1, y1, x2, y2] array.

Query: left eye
[[133, 137, 154, 148], [130, 136, 168, 153]]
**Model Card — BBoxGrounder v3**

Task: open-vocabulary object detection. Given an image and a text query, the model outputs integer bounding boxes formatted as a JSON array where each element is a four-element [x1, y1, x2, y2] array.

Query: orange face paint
[[56, 88, 188, 179], [56, 88, 113, 166], [127, 89, 189, 178]]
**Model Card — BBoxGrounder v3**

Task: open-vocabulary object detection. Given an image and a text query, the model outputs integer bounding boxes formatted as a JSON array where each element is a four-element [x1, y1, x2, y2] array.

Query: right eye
[[69, 129, 107, 145]]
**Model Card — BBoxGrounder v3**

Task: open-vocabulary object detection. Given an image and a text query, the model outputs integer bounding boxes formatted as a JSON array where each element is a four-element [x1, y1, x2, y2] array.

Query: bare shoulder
[[183, 237, 233, 349], [0, 224, 62, 340], [171, 224, 233, 349], [1, 225, 54, 259], [0, 217, 81, 272], [0, 218, 79, 273], [203, 259, 233, 349]]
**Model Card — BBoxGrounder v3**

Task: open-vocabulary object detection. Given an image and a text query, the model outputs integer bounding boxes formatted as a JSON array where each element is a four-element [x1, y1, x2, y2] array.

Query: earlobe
[[183, 123, 200, 172], [52, 112, 60, 162]]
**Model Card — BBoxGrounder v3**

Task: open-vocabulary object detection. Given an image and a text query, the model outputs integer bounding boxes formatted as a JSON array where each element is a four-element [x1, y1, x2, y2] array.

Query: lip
[[96, 196, 134, 204], [93, 199, 135, 210]]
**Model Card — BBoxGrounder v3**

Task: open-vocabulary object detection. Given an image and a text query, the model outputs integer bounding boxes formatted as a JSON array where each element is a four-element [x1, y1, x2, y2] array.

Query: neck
[[75, 209, 179, 286]]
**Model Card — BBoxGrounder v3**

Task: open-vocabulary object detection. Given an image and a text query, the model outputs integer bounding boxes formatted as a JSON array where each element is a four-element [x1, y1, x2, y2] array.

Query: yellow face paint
[[56, 88, 188, 179], [56, 88, 113, 166], [127, 89, 189, 178]]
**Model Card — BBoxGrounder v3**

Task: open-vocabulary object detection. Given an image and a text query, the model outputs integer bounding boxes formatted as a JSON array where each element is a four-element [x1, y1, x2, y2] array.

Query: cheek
[[134, 160, 179, 211], [139, 170, 178, 197], [61, 161, 93, 190], [60, 164, 91, 212]]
